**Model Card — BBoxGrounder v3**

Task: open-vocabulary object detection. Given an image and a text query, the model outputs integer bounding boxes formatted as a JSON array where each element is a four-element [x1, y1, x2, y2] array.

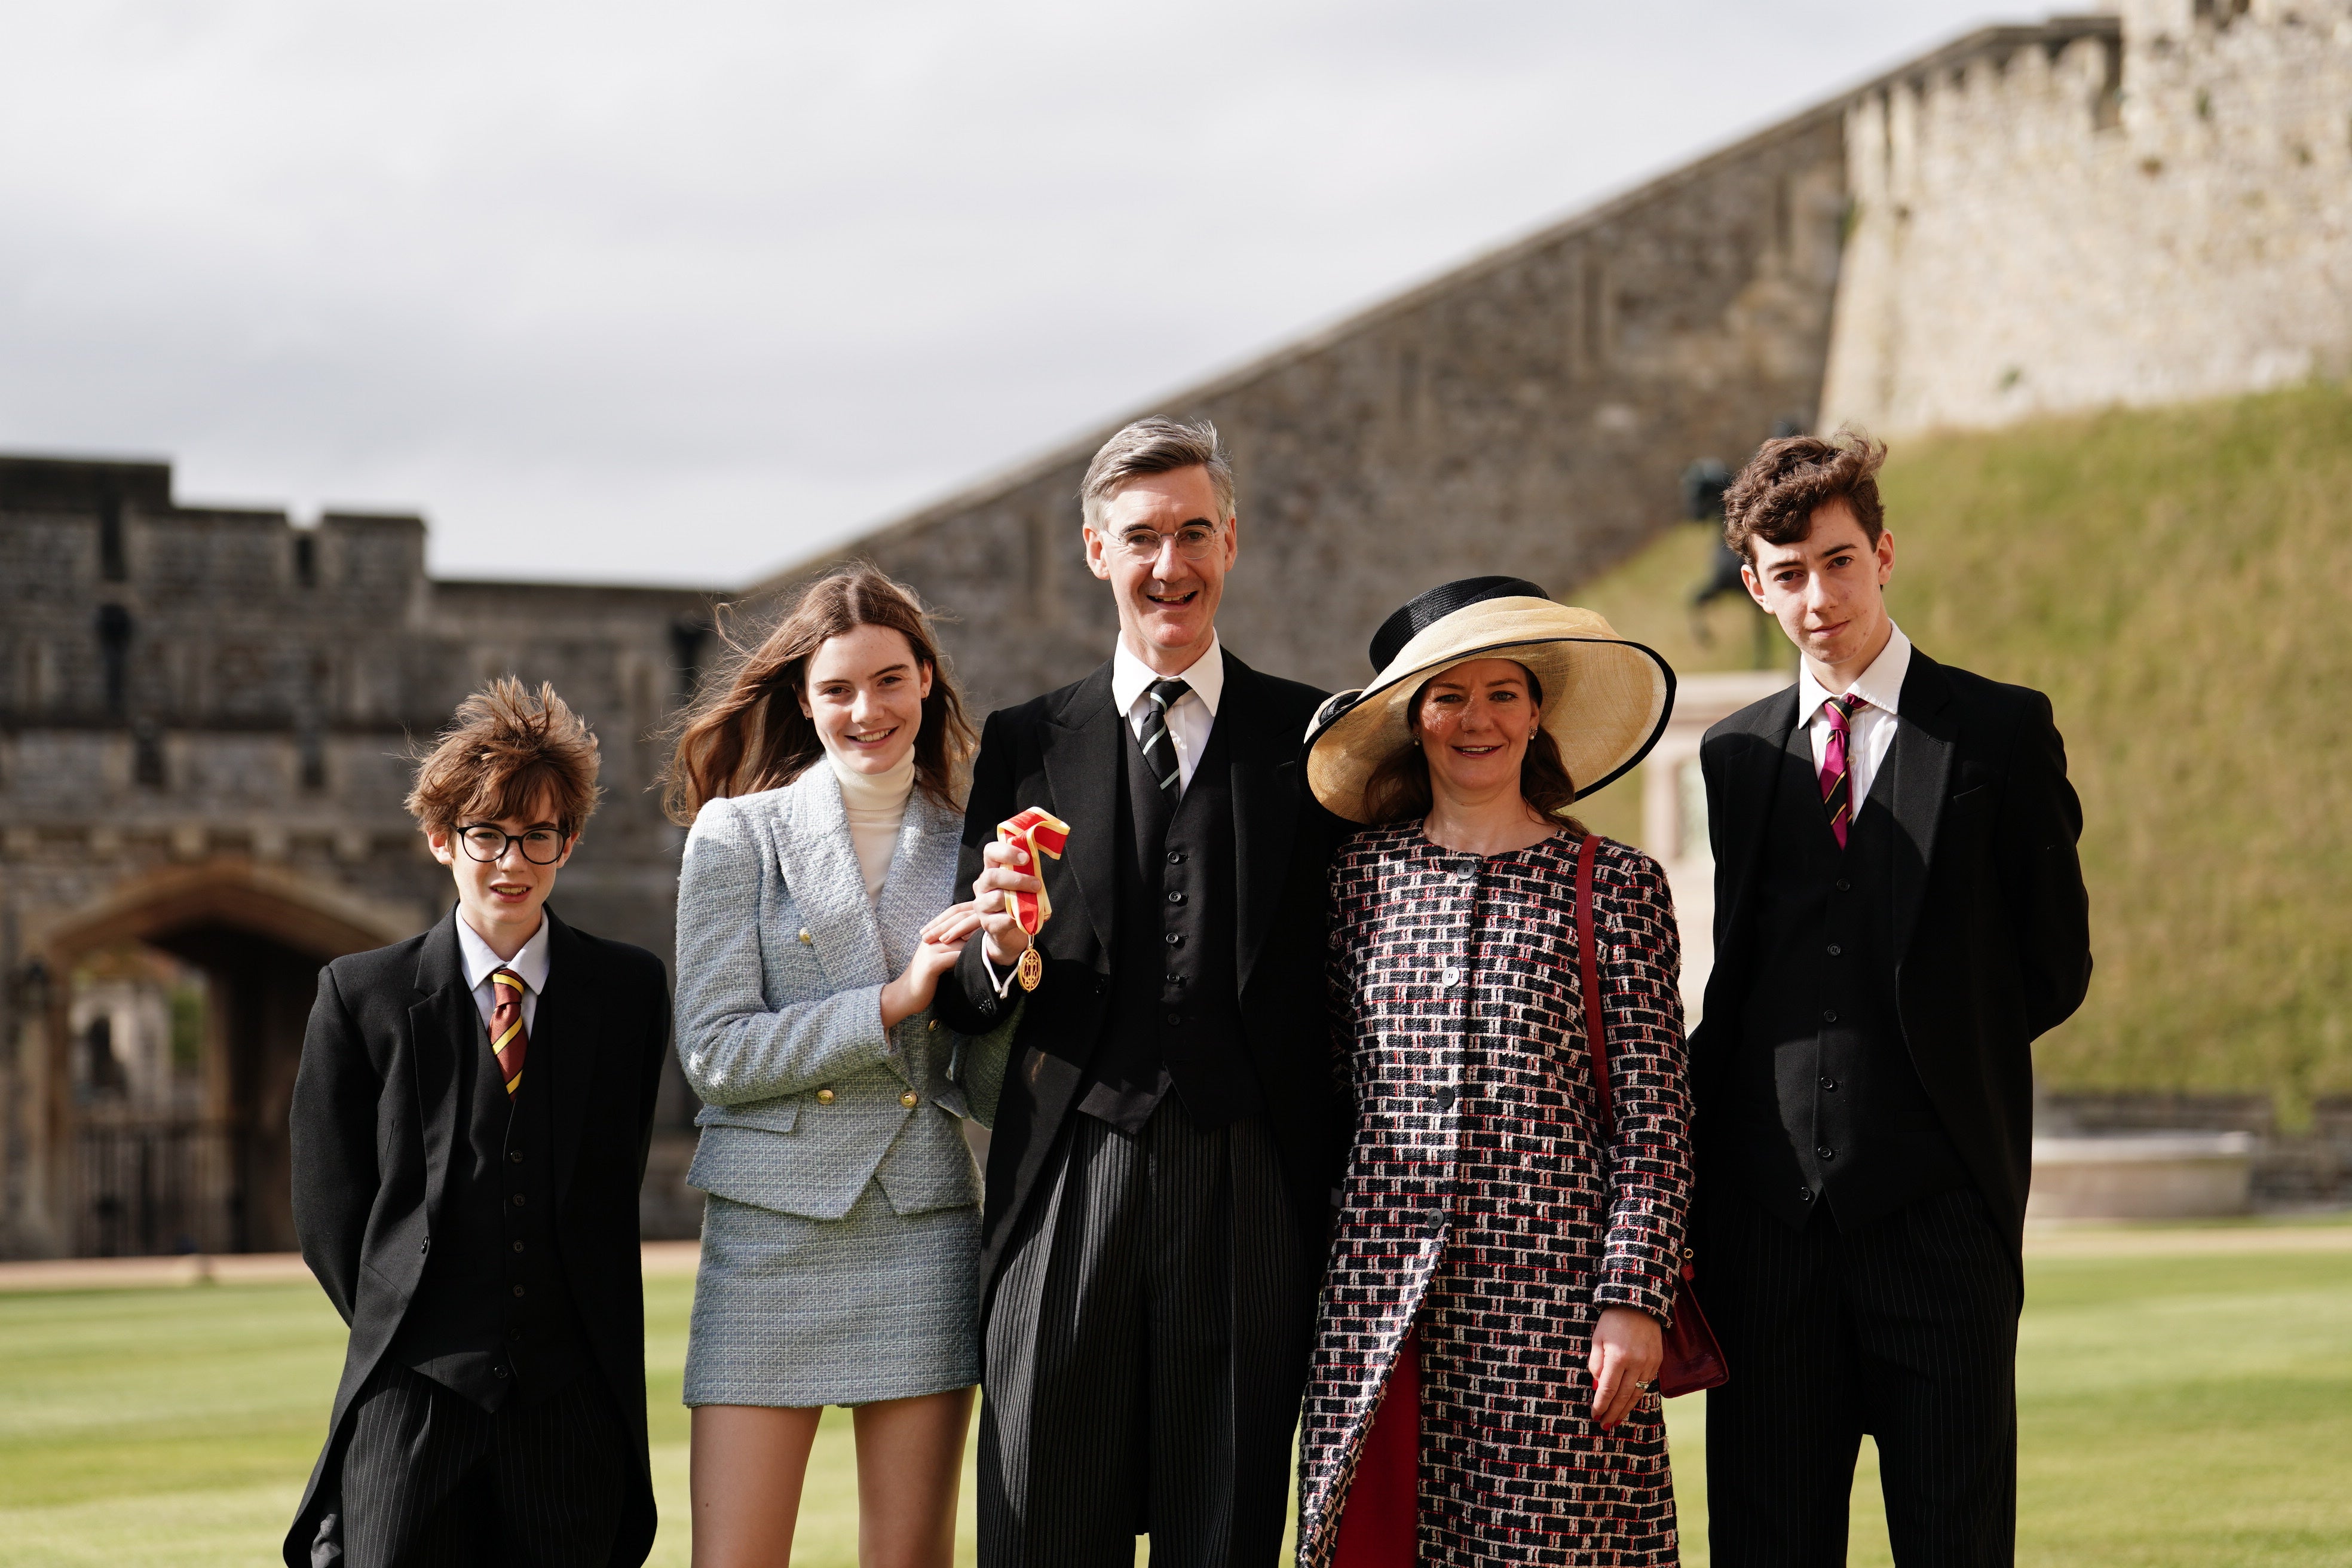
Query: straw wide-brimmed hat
[[1304, 575, 1675, 825]]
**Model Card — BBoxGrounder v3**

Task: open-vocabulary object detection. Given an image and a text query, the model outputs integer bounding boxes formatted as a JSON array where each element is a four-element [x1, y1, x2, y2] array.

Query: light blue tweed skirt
[[684, 1182, 981, 1408]]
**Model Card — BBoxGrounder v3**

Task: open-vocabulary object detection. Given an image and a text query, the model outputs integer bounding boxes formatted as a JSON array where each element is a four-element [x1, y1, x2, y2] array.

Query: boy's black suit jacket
[[931, 650, 1349, 1302], [281, 905, 670, 1568], [1693, 647, 2092, 1255]]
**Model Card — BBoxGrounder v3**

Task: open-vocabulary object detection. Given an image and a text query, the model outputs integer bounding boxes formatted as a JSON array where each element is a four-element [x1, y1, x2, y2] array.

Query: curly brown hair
[[661, 565, 974, 823], [406, 678, 602, 836], [1722, 425, 1888, 563], [1358, 665, 1588, 831]]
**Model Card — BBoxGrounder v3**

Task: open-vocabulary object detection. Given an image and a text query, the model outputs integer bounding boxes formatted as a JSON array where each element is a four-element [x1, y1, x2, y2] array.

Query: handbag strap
[[1575, 831, 1616, 1140]]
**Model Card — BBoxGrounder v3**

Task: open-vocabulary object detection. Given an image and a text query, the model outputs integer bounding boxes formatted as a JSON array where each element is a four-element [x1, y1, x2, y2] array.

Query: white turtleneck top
[[828, 748, 915, 900]]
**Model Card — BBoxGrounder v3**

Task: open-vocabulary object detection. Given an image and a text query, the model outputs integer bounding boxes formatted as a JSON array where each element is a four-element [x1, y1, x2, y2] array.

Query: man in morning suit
[[1692, 430, 2092, 1566], [930, 417, 1346, 1566], [284, 679, 671, 1568]]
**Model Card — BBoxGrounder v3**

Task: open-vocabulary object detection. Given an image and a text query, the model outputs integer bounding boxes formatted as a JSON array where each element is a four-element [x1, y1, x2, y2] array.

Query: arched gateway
[[28, 860, 421, 1257]]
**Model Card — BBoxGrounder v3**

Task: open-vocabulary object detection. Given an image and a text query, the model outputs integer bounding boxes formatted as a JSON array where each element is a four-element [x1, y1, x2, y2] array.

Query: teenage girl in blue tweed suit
[[664, 566, 994, 1568]]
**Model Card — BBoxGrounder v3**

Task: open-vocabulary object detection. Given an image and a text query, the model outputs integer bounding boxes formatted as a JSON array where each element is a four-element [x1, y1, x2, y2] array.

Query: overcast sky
[[0, 1, 2014, 587]]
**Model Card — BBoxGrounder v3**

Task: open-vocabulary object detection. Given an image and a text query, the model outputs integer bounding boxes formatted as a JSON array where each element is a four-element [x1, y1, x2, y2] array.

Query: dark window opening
[[299, 727, 327, 791], [293, 533, 317, 587], [95, 604, 133, 712], [670, 617, 710, 702], [99, 501, 127, 582]]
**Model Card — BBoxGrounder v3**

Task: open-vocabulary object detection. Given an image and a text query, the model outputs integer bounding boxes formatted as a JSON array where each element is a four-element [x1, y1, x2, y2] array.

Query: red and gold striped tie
[[489, 966, 529, 1097]]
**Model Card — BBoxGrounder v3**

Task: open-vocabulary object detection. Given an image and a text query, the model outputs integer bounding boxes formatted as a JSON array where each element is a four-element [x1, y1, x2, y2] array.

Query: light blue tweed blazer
[[676, 765, 979, 1221]]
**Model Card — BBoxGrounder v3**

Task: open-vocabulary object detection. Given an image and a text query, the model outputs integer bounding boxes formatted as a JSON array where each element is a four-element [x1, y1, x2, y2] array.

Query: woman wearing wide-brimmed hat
[[1295, 577, 1693, 1567]]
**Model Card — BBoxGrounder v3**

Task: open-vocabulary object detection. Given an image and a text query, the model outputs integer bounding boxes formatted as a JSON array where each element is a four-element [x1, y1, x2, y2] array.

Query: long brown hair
[[1358, 663, 1587, 832], [661, 565, 974, 823]]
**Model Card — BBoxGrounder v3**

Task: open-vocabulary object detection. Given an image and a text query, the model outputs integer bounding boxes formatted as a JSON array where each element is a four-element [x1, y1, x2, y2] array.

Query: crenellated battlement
[[1822, 1, 2352, 433]]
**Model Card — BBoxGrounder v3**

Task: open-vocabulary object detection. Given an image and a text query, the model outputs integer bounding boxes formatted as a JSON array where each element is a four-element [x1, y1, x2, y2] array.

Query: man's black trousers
[[335, 1362, 629, 1568], [978, 1095, 1316, 1567], [1703, 1186, 2020, 1568]]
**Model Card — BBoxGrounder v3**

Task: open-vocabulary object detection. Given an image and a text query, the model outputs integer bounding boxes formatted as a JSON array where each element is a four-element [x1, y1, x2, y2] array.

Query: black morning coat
[[1692, 648, 2093, 1263], [281, 905, 670, 1568], [930, 650, 1350, 1303]]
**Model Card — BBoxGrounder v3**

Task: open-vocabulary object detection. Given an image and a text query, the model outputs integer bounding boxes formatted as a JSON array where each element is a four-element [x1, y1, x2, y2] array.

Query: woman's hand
[[970, 838, 1047, 967], [880, 902, 985, 1027], [1588, 1304, 1664, 1430]]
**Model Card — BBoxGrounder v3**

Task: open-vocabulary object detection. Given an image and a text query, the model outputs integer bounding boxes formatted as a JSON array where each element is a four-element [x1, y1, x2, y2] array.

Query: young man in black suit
[[284, 679, 671, 1568], [930, 418, 1345, 1566], [1693, 430, 2092, 1566]]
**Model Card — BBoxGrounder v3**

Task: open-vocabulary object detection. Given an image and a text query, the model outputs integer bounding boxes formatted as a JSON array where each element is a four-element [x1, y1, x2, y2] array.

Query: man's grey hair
[[1078, 416, 1235, 531]]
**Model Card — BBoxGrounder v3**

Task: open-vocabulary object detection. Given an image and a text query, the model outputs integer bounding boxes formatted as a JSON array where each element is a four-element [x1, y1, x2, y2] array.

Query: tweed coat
[[675, 766, 979, 1222], [1297, 827, 1693, 1567]]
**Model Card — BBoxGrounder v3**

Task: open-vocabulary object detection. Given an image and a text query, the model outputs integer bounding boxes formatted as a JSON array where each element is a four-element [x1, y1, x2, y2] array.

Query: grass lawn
[[1, 1227, 2347, 1565]]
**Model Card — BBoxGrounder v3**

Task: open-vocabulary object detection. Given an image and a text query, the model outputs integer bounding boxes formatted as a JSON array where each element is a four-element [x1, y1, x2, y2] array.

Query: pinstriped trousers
[[1702, 1186, 2019, 1568], [335, 1362, 630, 1568], [978, 1096, 1316, 1568]]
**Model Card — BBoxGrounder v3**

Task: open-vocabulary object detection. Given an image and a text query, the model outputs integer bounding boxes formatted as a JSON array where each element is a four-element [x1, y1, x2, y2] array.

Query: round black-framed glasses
[[455, 824, 569, 865]]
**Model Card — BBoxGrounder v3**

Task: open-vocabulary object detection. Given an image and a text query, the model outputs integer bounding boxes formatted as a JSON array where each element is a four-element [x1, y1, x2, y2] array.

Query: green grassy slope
[[6, 1233, 2349, 1565], [1566, 381, 2352, 1119]]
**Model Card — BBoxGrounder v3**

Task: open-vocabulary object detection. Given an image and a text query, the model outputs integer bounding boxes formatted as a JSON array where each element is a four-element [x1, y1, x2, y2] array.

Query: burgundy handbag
[[1575, 833, 1729, 1398]]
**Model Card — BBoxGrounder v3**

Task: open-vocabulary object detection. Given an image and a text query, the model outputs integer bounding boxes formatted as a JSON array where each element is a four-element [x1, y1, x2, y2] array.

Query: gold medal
[[1016, 945, 1043, 993]]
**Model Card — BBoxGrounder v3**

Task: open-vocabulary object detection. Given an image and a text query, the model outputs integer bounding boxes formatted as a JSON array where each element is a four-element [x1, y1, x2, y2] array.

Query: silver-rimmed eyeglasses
[[1105, 522, 1224, 565], [457, 825, 569, 864]]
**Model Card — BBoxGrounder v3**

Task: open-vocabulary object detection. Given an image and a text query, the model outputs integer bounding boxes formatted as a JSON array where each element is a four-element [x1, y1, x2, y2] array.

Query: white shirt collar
[[1111, 630, 1224, 720], [1797, 621, 1912, 721], [454, 907, 552, 996]]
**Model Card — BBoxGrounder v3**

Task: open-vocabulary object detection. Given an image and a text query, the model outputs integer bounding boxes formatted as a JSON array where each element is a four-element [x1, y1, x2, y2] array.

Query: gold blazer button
[[798, 929, 813, 944], [900, 1091, 919, 1109], [814, 1087, 835, 1105]]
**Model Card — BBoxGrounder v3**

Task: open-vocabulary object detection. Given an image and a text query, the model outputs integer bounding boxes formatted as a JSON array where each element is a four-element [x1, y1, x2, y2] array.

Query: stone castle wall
[[5, 7, 2345, 1254], [0, 460, 718, 1255], [761, 112, 1851, 712], [1821, 1, 2352, 435]]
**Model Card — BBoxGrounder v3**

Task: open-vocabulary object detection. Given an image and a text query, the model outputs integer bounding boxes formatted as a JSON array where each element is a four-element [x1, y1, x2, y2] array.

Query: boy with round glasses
[[284, 678, 671, 1568]]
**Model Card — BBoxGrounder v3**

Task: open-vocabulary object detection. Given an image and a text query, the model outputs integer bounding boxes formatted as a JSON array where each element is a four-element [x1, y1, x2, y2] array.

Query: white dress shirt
[[1111, 630, 1226, 798], [1796, 621, 1912, 809], [453, 908, 549, 1036]]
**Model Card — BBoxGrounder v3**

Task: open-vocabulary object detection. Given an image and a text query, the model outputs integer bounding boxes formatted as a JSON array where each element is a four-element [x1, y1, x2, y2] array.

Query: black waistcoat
[[390, 997, 589, 1410], [1726, 721, 1968, 1230], [1075, 713, 1259, 1133]]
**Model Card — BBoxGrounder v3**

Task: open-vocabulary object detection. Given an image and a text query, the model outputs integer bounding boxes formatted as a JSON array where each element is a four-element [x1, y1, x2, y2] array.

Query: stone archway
[[35, 860, 420, 1256]]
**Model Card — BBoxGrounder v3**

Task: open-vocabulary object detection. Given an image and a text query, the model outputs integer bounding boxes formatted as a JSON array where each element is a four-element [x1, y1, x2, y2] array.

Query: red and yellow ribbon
[[996, 807, 1070, 934]]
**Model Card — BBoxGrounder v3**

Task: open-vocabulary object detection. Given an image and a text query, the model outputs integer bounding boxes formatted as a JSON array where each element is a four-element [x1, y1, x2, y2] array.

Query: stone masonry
[[2, 7, 2342, 1255], [1822, 1, 2352, 433]]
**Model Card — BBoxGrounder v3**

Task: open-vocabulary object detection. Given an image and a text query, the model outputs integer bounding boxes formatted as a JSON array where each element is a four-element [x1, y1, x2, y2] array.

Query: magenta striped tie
[[1819, 693, 1868, 849]]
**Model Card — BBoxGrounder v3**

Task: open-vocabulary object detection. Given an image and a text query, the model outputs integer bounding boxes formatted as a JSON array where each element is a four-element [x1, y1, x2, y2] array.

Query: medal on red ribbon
[[996, 807, 1069, 993]]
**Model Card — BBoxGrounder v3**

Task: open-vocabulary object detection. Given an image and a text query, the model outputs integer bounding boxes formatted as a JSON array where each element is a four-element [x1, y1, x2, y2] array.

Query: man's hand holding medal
[[972, 808, 1068, 993]]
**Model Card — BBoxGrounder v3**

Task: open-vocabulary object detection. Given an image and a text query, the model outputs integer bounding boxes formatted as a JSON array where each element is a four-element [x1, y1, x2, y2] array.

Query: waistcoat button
[[1817, 1145, 1837, 1161], [1823, 1009, 1839, 1024], [1826, 944, 1842, 957], [1164, 933, 1183, 947], [1165, 1012, 1182, 1027], [1166, 891, 1185, 905], [1820, 1076, 1839, 1091]]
